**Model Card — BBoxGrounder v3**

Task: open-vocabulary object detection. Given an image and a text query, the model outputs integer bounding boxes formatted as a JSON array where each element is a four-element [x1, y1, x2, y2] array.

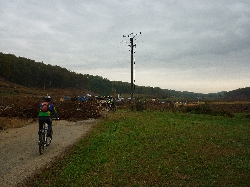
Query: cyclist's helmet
[[44, 95, 52, 102]]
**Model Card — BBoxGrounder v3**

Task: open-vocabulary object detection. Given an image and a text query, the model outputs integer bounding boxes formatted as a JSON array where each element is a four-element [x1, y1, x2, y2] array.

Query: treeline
[[1, 52, 245, 99], [0, 53, 170, 97], [0, 53, 89, 89], [224, 87, 250, 100]]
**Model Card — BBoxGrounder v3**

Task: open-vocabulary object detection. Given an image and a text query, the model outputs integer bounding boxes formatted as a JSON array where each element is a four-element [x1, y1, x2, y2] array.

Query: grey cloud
[[0, 0, 249, 93]]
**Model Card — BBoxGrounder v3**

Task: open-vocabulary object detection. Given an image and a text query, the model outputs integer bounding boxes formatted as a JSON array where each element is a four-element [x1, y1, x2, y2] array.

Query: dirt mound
[[0, 77, 102, 130], [0, 96, 101, 130]]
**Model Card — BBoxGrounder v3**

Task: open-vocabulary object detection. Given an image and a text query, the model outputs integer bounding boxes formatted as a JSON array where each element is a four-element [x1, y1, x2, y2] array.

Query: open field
[[1, 79, 250, 186], [23, 110, 250, 187]]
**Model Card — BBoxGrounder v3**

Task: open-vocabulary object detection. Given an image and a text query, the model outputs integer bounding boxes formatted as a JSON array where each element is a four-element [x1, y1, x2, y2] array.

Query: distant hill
[[0, 52, 168, 98], [224, 87, 250, 100], [0, 76, 97, 97], [0, 76, 40, 95], [1, 52, 248, 100]]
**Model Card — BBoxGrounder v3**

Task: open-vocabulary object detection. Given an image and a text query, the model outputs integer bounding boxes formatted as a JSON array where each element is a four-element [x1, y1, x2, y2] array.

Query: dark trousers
[[38, 116, 52, 134]]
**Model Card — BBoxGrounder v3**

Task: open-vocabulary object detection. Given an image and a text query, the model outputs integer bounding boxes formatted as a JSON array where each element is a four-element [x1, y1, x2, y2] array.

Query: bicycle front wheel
[[39, 132, 45, 155]]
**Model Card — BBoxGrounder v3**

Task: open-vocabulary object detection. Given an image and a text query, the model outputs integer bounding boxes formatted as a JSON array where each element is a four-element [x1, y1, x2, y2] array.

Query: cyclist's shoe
[[47, 132, 52, 140], [46, 138, 52, 146]]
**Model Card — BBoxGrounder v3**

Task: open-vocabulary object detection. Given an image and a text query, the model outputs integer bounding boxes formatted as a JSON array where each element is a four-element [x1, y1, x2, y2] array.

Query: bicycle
[[38, 122, 53, 155]]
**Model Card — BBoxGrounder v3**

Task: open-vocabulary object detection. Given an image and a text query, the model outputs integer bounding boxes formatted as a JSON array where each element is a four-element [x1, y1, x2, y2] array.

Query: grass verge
[[25, 110, 250, 186]]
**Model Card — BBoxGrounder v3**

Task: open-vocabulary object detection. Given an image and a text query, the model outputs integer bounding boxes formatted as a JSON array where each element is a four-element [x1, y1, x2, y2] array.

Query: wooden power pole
[[123, 32, 141, 110]]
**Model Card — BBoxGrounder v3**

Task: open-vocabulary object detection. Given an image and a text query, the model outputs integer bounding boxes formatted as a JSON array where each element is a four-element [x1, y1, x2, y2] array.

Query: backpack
[[41, 102, 49, 112]]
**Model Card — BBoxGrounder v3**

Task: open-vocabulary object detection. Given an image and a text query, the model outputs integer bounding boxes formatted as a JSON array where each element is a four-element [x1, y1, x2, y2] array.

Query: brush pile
[[0, 96, 101, 121]]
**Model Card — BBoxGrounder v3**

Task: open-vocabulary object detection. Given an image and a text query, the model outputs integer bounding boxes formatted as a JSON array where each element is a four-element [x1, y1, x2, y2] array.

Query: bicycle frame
[[38, 122, 51, 155]]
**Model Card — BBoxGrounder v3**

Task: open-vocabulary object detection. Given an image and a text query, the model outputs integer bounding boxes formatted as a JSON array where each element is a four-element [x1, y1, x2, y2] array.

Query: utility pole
[[122, 32, 141, 110], [130, 37, 134, 109]]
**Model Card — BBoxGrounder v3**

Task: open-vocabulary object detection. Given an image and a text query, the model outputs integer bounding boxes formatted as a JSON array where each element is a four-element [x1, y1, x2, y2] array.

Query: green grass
[[29, 110, 250, 187]]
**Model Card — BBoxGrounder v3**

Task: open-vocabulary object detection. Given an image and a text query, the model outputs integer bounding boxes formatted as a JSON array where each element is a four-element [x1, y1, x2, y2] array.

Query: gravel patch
[[0, 119, 97, 187]]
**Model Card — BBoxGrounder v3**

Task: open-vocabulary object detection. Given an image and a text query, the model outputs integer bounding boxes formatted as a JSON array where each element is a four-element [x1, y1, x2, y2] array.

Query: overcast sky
[[1, 0, 250, 93]]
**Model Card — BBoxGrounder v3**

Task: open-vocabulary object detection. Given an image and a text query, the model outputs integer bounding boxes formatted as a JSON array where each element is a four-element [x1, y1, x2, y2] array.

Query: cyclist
[[38, 95, 58, 139], [108, 97, 115, 111]]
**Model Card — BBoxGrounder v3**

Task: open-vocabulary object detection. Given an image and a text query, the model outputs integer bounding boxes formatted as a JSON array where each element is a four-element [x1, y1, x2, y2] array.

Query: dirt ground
[[0, 79, 109, 186], [0, 119, 97, 187]]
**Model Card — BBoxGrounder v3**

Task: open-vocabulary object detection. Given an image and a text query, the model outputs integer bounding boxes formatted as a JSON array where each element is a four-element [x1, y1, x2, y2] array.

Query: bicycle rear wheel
[[39, 132, 45, 155]]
